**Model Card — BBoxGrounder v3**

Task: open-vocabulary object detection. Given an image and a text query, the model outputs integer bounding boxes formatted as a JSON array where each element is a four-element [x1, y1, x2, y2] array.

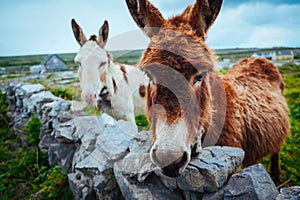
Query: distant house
[[272, 50, 294, 60], [30, 54, 67, 74], [30, 65, 46, 74], [216, 58, 233, 69], [251, 51, 273, 60], [0, 67, 6, 75], [41, 54, 67, 71], [252, 50, 294, 61]]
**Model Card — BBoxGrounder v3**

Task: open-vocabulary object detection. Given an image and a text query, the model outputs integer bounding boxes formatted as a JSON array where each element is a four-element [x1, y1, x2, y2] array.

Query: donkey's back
[[226, 57, 284, 92], [222, 58, 289, 177]]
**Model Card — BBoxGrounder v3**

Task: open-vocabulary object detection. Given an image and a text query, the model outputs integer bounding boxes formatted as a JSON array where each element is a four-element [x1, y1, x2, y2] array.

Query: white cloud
[[106, 29, 150, 51], [240, 27, 300, 47], [207, 2, 300, 48]]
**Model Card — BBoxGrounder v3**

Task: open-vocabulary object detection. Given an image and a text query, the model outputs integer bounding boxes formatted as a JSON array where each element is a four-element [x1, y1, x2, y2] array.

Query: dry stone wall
[[5, 83, 300, 200]]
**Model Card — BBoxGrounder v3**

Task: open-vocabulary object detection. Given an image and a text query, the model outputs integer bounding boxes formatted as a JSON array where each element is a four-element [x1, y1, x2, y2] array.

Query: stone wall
[[5, 83, 300, 200]]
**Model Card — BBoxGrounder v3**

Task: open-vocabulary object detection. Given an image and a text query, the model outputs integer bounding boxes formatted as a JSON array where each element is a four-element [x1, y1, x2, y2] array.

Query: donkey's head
[[72, 19, 111, 105], [126, 0, 224, 177]]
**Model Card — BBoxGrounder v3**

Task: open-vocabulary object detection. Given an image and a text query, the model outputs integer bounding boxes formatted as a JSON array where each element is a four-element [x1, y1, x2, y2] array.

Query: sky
[[0, 0, 299, 56]]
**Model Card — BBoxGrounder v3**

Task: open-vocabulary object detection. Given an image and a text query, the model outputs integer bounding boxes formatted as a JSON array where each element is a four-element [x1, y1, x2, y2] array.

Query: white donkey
[[71, 19, 148, 122]]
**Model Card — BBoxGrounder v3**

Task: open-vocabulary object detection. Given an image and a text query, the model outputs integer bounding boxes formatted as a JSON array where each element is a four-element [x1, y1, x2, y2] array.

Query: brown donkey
[[126, 0, 289, 183]]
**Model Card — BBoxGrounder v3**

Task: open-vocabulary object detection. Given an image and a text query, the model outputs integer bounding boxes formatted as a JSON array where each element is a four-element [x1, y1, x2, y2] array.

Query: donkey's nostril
[[162, 152, 188, 177], [152, 145, 157, 152]]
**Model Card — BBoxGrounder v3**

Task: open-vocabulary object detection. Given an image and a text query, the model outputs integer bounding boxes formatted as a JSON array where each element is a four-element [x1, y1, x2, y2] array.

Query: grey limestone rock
[[277, 186, 300, 200], [75, 148, 113, 173], [97, 113, 117, 129], [114, 146, 245, 199], [17, 83, 45, 97], [96, 120, 137, 161], [68, 172, 97, 200], [114, 172, 184, 200], [224, 163, 279, 200], [158, 146, 245, 193], [48, 142, 76, 172]]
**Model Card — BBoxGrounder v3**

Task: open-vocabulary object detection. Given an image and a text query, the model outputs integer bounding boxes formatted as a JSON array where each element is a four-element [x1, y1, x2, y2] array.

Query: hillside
[[1, 47, 299, 69]]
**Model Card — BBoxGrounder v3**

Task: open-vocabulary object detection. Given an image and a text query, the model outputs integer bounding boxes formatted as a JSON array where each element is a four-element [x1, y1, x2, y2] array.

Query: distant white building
[[216, 58, 233, 69], [30, 65, 46, 74], [252, 50, 294, 61], [272, 50, 294, 60], [251, 51, 273, 60], [0, 67, 6, 75]]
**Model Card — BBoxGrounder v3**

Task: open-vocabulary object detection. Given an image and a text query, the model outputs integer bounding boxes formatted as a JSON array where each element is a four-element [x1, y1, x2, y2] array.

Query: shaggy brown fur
[[126, 0, 289, 183]]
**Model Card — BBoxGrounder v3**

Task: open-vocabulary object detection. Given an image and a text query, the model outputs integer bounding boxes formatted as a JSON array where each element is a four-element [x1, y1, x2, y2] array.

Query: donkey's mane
[[89, 35, 98, 42]]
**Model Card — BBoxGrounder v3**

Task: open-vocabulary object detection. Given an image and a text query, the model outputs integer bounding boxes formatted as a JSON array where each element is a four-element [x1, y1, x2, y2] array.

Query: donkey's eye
[[193, 71, 207, 85]]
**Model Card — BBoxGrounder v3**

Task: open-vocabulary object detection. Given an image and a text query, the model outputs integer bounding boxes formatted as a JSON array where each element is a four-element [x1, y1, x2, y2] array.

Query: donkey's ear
[[71, 19, 87, 46], [126, 0, 165, 38], [98, 20, 109, 48], [189, 0, 223, 38]]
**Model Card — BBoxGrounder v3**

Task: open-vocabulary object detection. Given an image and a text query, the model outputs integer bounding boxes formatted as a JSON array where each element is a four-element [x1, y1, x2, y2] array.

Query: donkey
[[71, 19, 148, 122], [126, 0, 289, 183]]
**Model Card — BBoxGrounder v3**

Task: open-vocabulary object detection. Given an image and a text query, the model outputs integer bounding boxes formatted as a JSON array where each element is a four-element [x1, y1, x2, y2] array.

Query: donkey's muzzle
[[97, 99, 111, 110], [82, 92, 96, 105], [150, 145, 189, 177]]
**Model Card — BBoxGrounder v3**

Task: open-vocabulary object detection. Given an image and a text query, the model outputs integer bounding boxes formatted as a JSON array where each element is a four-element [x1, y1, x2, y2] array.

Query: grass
[[83, 105, 101, 116], [0, 94, 72, 199], [277, 63, 300, 186]]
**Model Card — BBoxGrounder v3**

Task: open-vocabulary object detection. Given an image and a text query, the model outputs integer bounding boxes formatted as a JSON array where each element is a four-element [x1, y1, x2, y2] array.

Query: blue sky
[[0, 0, 299, 56]]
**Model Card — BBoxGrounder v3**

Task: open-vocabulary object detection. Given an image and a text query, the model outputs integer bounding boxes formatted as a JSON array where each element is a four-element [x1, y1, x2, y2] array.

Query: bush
[[0, 92, 9, 128], [51, 88, 73, 100], [135, 114, 150, 127], [22, 116, 41, 146]]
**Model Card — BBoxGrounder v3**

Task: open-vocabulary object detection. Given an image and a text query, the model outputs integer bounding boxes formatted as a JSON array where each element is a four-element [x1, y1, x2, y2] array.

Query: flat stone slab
[[96, 120, 138, 161], [114, 171, 184, 200], [97, 113, 117, 129], [224, 164, 279, 200], [185, 146, 245, 192], [75, 148, 113, 173]]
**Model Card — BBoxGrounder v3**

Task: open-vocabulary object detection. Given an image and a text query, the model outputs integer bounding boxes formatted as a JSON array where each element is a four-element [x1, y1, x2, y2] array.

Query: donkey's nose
[[150, 145, 189, 177], [83, 93, 96, 104]]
